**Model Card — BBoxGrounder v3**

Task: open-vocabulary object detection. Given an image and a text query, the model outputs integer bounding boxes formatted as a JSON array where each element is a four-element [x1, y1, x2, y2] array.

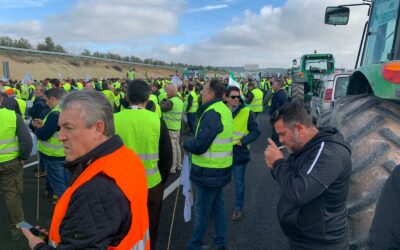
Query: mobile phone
[[16, 221, 49, 243]]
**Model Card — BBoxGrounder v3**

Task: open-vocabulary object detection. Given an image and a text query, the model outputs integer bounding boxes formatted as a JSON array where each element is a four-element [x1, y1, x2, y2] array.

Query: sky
[[0, 0, 369, 68]]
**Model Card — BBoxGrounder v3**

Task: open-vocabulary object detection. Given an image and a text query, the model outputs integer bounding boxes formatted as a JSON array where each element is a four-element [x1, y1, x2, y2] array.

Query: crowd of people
[[0, 72, 398, 250]]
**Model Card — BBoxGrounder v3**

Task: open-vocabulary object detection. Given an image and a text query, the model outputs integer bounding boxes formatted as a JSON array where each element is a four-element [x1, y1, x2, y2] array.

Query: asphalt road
[[0, 112, 289, 250]]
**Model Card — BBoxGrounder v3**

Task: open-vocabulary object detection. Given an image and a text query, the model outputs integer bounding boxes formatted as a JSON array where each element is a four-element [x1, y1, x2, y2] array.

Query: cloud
[[0, 0, 182, 43], [151, 0, 369, 68], [0, 0, 370, 68], [189, 4, 229, 13]]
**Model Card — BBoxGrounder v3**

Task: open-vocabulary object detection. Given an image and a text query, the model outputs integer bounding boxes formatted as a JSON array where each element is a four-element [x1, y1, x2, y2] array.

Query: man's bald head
[[167, 84, 177, 98]]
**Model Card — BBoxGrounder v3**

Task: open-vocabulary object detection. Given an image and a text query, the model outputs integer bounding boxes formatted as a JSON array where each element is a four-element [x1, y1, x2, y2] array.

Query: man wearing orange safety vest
[[22, 90, 150, 250]]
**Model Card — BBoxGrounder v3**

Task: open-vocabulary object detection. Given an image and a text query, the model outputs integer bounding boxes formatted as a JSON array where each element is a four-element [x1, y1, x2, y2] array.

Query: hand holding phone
[[17, 221, 49, 243]]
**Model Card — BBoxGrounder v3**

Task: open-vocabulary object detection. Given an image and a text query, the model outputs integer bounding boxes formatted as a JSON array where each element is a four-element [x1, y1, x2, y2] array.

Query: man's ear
[[94, 120, 106, 139], [295, 122, 306, 135]]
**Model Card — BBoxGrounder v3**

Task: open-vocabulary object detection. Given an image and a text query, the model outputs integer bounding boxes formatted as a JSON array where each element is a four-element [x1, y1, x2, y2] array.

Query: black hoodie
[[271, 127, 352, 249]]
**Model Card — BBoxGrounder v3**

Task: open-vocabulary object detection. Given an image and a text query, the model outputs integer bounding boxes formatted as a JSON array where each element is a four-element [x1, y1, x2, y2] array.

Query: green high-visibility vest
[[113, 81, 121, 90], [27, 85, 36, 101], [102, 90, 115, 108], [192, 101, 233, 169], [249, 88, 263, 113], [127, 71, 135, 80], [149, 94, 162, 118], [15, 88, 21, 99], [63, 83, 71, 92], [15, 98, 27, 118], [261, 80, 266, 91], [158, 90, 167, 103], [76, 82, 83, 90], [37, 107, 65, 157], [0, 108, 20, 163], [20, 85, 27, 100], [162, 96, 184, 130], [114, 93, 123, 113], [184, 90, 198, 114], [114, 109, 162, 188], [233, 107, 250, 145]]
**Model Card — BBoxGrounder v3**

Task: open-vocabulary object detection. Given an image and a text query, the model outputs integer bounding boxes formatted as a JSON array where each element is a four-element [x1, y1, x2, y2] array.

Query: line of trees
[[0, 36, 217, 71], [0, 36, 66, 53]]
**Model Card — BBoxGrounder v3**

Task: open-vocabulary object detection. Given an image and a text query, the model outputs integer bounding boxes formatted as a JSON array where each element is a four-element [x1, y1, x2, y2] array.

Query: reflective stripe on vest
[[0, 138, 17, 144], [37, 107, 65, 157], [191, 101, 233, 169], [114, 109, 162, 188], [162, 96, 184, 130], [0, 146, 18, 154], [48, 146, 150, 250], [249, 88, 263, 113], [0, 108, 20, 163], [233, 107, 250, 145]]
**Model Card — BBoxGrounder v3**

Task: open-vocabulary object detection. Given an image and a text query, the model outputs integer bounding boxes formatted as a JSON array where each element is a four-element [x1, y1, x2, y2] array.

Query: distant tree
[[0, 36, 15, 47], [15, 38, 33, 49], [37, 37, 66, 53], [81, 49, 91, 56], [54, 44, 66, 53]]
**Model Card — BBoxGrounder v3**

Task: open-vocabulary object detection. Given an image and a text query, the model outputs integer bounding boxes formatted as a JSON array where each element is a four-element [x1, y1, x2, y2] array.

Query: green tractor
[[290, 53, 335, 103], [183, 67, 207, 79], [325, 1, 400, 249]]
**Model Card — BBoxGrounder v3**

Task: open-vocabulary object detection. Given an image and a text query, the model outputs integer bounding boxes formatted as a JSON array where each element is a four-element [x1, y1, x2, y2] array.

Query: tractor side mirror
[[325, 6, 350, 25]]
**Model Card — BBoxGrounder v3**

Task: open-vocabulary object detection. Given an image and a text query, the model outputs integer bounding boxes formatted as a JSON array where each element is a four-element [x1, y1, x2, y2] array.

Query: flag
[[84, 75, 92, 82], [228, 71, 240, 88], [180, 153, 193, 222], [171, 75, 183, 86], [21, 72, 33, 89]]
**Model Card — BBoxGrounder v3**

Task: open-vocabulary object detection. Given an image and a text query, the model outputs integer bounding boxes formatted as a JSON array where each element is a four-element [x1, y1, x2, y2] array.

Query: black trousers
[[148, 183, 164, 250]]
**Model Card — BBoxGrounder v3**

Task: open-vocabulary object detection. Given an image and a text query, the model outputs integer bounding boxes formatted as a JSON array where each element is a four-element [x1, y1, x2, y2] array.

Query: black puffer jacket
[[369, 165, 400, 249], [34, 136, 131, 250], [271, 127, 351, 249]]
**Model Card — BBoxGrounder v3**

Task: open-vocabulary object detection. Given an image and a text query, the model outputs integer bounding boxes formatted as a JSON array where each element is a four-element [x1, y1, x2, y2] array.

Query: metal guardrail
[[0, 45, 178, 70]]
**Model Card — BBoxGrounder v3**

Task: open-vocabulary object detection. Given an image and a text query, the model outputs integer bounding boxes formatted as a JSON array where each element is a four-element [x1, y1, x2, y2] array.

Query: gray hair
[[59, 90, 115, 137]]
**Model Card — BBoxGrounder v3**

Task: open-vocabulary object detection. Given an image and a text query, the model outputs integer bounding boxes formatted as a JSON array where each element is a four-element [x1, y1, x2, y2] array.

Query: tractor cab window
[[362, 0, 400, 65], [304, 59, 329, 73]]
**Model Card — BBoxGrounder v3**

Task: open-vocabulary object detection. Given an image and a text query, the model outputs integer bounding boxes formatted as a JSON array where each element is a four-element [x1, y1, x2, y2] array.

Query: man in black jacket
[[183, 79, 233, 250], [22, 90, 149, 249], [29, 85, 49, 132], [369, 164, 400, 249], [264, 101, 351, 250], [269, 79, 288, 146]]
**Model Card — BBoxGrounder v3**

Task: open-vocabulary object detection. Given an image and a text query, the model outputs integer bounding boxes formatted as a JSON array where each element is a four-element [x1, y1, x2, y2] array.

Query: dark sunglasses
[[229, 95, 240, 99]]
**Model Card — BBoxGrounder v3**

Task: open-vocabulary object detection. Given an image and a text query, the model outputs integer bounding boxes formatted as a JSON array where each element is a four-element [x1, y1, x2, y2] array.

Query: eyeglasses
[[229, 95, 240, 99]]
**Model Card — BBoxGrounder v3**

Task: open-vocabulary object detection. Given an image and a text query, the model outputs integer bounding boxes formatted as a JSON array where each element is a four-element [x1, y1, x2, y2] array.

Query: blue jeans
[[43, 159, 70, 197], [232, 163, 247, 209], [187, 112, 196, 134], [187, 184, 227, 250]]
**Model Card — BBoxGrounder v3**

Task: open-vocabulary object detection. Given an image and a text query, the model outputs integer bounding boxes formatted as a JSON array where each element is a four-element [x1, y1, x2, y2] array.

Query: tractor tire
[[316, 109, 332, 127], [330, 95, 400, 249], [290, 82, 304, 102]]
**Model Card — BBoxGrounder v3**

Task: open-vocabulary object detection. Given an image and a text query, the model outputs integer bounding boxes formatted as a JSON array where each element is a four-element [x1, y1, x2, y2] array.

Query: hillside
[[0, 50, 176, 80]]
